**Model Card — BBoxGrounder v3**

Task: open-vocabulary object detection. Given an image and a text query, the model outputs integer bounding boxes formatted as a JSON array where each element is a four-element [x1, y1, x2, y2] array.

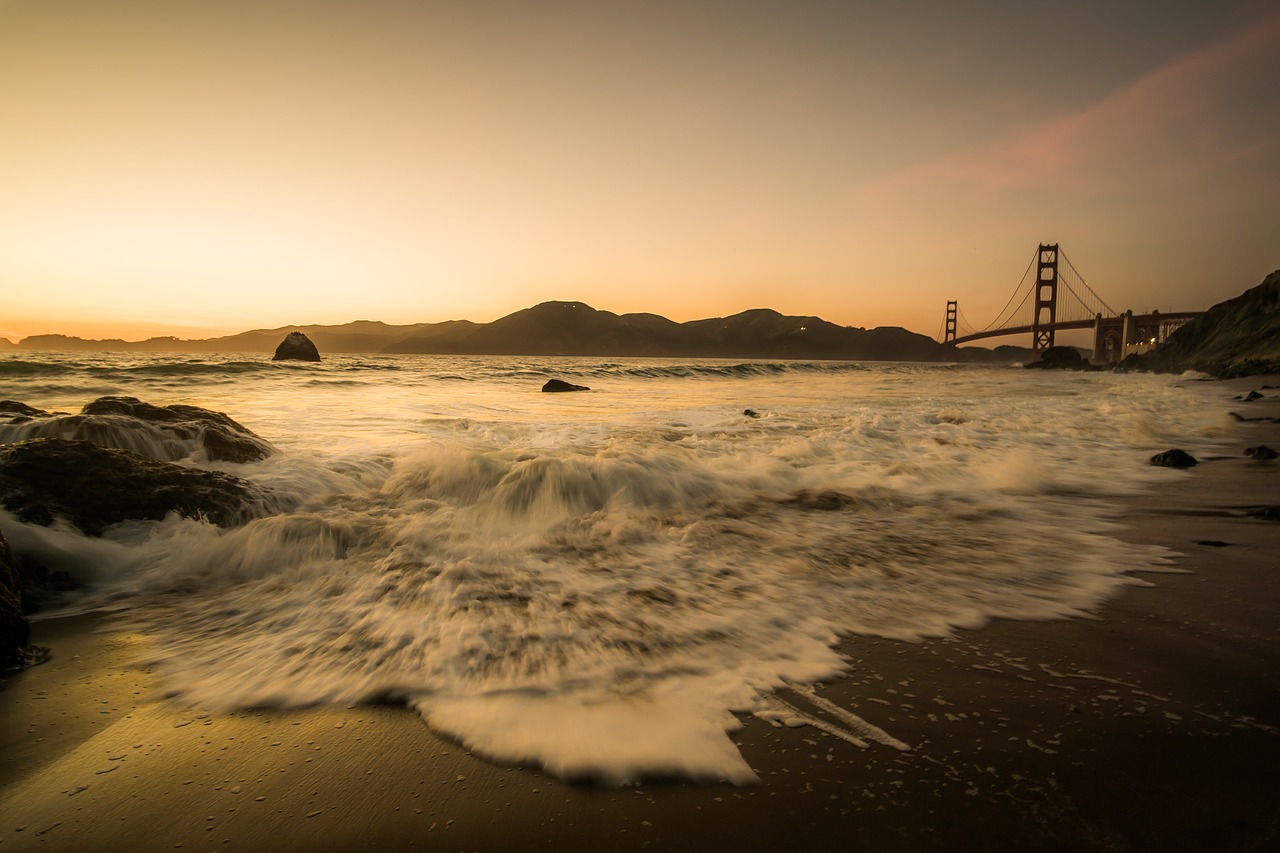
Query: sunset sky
[[1, 0, 1277, 343]]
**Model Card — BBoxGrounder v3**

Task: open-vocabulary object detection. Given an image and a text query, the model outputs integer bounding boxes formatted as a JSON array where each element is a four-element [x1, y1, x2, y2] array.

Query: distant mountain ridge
[[4, 301, 1028, 362]]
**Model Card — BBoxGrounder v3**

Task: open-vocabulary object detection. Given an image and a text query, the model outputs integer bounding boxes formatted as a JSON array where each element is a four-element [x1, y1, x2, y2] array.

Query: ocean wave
[[0, 360, 77, 377], [3, 358, 1216, 785], [84, 361, 312, 378], [30, 416, 1178, 784], [597, 361, 868, 379]]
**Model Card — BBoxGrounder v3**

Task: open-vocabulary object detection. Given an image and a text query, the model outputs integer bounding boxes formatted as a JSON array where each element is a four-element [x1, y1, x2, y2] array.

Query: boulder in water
[[1150, 448, 1198, 468], [542, 379, 590, 392], [0, 396, 273, 464], [1, 401, 52, 420], [0, 438, 276, 536], [272, 331, 321, 362], [1024, 346, 1095, 370], [1245, 445, 1278, 460]]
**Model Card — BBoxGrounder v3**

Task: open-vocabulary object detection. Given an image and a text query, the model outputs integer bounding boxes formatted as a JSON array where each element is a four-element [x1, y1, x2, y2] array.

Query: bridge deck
[[948, 312, 1202, 347]]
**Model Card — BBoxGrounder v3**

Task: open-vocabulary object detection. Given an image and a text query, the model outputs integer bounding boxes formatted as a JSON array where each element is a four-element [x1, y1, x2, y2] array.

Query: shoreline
[[2, 377, 1278, 851]]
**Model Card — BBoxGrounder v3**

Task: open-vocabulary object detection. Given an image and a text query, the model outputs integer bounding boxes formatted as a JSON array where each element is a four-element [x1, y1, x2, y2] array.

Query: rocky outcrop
[[1024, 346, 1097, 371], [1150, 449, 1198, 468], [1118, 271, 1280, 377], [0, 527, 29, 671], [0, 401, 52, 420], [542, 379, 590, 392], [0, 396, 272, 464], [272, 331, 321, 361], [0, 438, 275, 536]]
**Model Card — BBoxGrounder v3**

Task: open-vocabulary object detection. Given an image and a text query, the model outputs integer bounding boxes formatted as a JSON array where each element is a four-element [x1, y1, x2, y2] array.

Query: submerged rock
[[0, 396, 272, 464], [0, 528, 29, 671], [743, 409, 761, 419], [272, 331, 321, 362], [781, 489, 860, 511], [0, 401, 51, 419], [1245, 445, 1278, 460], [0, 438, 275, 536], [542, 379, 590, 392], [1150, 448, 1198, 468]]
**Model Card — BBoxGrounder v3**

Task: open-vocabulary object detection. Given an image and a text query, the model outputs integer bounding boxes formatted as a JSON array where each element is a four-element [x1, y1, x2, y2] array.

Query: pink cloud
[[860, 9, 1280, 200]]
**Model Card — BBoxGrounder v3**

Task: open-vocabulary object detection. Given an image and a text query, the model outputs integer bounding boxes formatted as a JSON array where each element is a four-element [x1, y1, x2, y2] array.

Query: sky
[[1, 0, 1277, 343]]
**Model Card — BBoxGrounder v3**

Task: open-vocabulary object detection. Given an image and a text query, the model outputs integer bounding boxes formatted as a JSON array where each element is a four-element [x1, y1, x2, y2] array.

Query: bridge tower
[[1031, 243, 1059, 352], [944, 300, 957, 344]]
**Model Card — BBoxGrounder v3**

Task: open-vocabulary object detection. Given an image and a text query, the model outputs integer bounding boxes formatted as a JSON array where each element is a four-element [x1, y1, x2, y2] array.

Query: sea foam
[[3, 354, 1218, 783]]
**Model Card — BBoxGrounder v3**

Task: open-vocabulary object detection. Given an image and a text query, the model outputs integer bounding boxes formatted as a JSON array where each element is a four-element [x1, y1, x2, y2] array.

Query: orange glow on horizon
[[1, 2, 1275, 345]]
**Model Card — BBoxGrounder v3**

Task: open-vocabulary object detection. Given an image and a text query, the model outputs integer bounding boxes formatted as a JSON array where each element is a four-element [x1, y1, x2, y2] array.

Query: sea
[[0, 352, 1236, 783]]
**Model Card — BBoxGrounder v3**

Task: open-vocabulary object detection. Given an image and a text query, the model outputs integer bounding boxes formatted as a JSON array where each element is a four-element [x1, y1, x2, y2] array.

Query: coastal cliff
[[1120, 270, 1280, 377]]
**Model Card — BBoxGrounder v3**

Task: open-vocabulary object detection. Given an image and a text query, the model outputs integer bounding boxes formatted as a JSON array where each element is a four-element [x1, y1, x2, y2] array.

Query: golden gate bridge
[[941, 244, 1202, 363]]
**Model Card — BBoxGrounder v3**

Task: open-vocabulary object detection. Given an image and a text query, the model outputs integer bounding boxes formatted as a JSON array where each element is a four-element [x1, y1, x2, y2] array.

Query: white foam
[[1, 358, 1218, 784]]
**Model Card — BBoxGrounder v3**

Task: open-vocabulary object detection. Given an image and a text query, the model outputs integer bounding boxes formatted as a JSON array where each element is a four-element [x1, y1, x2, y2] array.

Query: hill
[[381, 301, 948, 360], [9, 301, 1039, 362], [1119, 270, 1280, 377]]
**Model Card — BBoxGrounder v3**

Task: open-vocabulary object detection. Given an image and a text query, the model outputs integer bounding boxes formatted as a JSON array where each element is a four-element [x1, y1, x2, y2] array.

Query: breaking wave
[[3, 354, 1224, 784]]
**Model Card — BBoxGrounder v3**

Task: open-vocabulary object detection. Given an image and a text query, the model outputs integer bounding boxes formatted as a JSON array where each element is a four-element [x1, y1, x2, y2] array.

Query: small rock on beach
[[1150, 449, 1198, 468]]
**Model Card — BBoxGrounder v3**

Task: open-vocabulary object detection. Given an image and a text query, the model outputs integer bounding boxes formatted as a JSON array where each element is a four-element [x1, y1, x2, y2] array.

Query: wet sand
[[2, 376, 1277, 852]]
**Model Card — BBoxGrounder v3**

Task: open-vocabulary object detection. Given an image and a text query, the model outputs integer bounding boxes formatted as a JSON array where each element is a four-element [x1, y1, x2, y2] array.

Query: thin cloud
[[860, 8, 1280, 200]]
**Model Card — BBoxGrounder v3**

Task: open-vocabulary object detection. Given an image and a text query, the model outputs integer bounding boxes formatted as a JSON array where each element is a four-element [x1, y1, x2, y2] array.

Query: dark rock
[[542, 379, 590, 392], [0, 401, 50, 418], [1196, 540, 1231, 547], [15, 559, 78, 614], [272, 331, 321, 362], [85, 396, 272, 462], [1244, 390, 1264, 401], [1150, 449, 1198, 468], [1024, 346, 1095, 371], [1245, 506, 1280, 521], [743, 409, 760, 419], [0, 396, 273, 464], [0, 527, 30, 671], [1245, 445, 1278, 460], [0, 438, 276, 536]]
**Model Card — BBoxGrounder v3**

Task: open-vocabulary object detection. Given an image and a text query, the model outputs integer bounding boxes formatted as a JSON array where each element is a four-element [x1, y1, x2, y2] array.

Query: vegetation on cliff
[[1120, 271, 1280, 377]]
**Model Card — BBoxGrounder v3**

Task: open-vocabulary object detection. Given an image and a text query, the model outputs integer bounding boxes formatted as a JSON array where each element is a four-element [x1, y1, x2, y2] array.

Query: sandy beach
[[2, 376, 1277, 853]]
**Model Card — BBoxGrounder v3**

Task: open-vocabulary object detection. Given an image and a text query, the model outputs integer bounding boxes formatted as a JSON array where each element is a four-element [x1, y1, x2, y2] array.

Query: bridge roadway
[[949, 311, 1204, 362]]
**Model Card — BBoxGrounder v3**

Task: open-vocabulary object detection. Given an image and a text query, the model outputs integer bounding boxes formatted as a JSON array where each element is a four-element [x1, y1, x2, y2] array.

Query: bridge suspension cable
[[944, 242, 1204, 356], [1058, 250, 1117, 320], [971, 253, 1038, 334]]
